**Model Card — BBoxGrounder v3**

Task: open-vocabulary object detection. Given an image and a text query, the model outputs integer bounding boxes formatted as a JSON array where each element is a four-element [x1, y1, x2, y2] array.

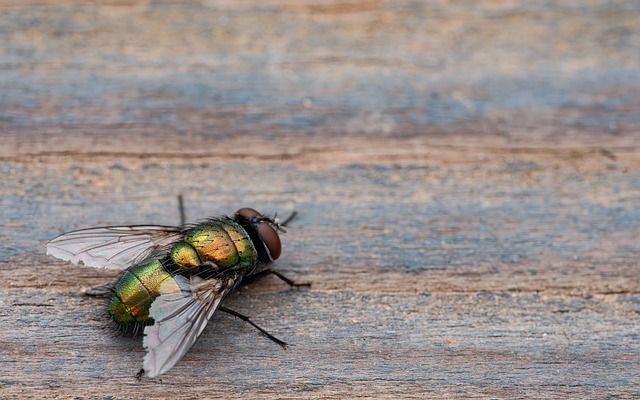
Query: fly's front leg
[[278, 211, 297, 228], [269, 270, 311, 288], [244, 268, 311, 288]]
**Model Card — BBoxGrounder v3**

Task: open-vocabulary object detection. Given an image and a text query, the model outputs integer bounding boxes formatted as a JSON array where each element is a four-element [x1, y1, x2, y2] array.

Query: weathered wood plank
[[1, 0, 640, 144], [1, 145, 639, 399], [1, 1, 639, 399]]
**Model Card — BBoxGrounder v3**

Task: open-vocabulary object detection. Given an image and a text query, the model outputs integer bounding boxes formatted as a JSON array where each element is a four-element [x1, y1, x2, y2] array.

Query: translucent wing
[[142, 274, 235, 378], [46, 225, 184, 270]]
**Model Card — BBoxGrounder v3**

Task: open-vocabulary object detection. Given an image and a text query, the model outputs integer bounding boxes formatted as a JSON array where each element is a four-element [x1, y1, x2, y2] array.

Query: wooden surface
[[1, 1, 639, 399]]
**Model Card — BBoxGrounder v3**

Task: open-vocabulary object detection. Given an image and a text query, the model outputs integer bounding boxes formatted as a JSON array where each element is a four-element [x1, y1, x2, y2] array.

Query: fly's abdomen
[[109, 258, 178, 328], [183, 220, 257, 271]]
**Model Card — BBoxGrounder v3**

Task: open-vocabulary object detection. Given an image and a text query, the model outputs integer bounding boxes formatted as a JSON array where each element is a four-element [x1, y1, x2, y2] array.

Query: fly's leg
[[268, 269, 311, 288], [278, 211, 297, 227], [219, 306, 288, 349], [244, 268, 311, 288], [253, 209, 310, 287], [272, 210, 297, 233], [177, 194, 186, 225], [84, 282, 115, 297]]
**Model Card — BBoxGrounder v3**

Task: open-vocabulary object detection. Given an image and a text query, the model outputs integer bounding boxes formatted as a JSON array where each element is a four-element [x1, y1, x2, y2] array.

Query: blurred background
[[2, 0, 639, 150]]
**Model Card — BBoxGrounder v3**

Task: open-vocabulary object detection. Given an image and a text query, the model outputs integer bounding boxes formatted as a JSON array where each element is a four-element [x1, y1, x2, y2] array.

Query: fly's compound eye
[[256, 222, 281, 260], [236, 207, 262, 220], [235, 208, 282, 260]]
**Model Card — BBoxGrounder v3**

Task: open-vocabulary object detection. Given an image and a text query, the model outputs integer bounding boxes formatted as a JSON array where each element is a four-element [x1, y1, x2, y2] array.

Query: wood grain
[[1, 1, 639, 399]]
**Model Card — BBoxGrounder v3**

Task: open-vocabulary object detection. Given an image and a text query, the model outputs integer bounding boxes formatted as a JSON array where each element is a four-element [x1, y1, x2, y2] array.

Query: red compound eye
[[236, 208, 282, 260], [236, 207, 261, 219], [256, 222, 281, 260]]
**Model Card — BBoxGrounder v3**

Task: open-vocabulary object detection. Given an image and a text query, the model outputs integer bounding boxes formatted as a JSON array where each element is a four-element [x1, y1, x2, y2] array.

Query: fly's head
[[235, 208, 283, 261]]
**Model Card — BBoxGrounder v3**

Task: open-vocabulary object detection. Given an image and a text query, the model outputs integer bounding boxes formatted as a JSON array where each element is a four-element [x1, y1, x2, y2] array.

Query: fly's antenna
[[178, 194, 186, 225]]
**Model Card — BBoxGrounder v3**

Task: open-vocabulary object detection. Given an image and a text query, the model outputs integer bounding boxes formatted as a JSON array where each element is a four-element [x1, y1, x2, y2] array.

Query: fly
[[46, 207, 308, 378]]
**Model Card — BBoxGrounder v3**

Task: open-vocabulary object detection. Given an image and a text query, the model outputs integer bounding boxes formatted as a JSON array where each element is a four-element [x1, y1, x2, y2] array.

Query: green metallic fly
[[46, 207, 307, 378]]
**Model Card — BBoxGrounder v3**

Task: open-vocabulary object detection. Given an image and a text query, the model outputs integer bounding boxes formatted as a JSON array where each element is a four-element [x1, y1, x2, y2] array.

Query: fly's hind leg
[[84, 282, 115, 297], [218, 306, 288, 349]]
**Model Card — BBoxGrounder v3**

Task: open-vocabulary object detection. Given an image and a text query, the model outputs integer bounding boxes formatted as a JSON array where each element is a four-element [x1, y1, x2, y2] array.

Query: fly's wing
[[142, 274, 234, 378], [46, 225, 184, 270]]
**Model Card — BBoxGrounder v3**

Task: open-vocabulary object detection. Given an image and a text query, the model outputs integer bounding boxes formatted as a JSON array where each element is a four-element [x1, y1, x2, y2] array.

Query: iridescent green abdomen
[[109, 259, 178, 328]]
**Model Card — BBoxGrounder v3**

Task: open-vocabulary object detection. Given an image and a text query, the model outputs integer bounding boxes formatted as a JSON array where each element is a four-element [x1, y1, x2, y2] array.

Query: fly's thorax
[[109, 258, 179, 328], [182, 220, 258, 273]]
